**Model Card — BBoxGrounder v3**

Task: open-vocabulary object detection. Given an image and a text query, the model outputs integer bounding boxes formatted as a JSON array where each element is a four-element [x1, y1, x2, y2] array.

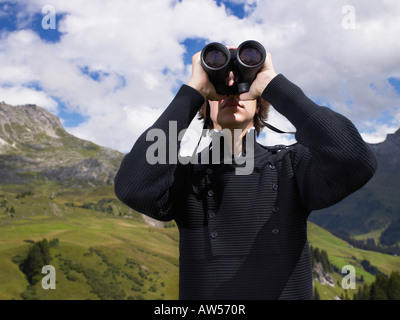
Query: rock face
[[0, 102, 124, 187], [369, 128, 400, 166], [313, 262, 335, 287]]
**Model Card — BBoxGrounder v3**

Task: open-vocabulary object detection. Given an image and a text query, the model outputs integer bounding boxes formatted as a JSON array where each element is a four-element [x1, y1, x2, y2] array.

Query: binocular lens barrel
[[202, 43, 230, 69], [200, 40, 266, 94], [239, 46, 264, 66], [203, 49, 228, 69]]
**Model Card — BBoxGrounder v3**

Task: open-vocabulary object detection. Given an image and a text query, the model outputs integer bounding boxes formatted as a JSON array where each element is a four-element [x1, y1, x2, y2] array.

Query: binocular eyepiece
[[201, 40, 266, 95]]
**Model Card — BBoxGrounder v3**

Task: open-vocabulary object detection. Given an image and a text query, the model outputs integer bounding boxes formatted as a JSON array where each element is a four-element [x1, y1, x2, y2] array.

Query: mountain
[[2, 101, 399, 237], [310, 128, 400, 242], [1, 100, 398, 238], [0, 102, 398, 300], [0, 102, 124, 187], [0, 102, 180, 301]]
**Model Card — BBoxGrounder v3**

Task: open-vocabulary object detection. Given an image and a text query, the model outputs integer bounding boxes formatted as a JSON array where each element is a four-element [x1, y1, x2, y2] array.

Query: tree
[[20, 239, 51, 284], [388, 271, 400, 300], [353, 271, 400, 300], [370, 279, 388, 300]]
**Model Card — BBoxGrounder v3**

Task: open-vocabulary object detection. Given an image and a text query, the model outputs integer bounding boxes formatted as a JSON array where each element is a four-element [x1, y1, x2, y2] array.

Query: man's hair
[[197, 98, 270, 136]]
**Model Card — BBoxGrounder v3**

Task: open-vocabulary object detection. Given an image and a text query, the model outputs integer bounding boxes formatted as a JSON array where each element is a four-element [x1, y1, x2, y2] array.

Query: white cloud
[[247, 0, 400, 111], [361, 124, 399, 144], [0, 85, 58, 112], [0, 0, 399, 153]]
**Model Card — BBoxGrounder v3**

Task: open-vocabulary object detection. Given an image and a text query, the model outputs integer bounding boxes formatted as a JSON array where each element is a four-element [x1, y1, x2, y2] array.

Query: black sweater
[[114, 74, 377, 300]]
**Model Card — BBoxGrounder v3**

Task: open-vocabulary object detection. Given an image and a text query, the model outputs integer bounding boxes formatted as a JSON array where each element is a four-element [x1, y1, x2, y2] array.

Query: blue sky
[[0, 0, 399, 152], [0, 1, 63, 41]]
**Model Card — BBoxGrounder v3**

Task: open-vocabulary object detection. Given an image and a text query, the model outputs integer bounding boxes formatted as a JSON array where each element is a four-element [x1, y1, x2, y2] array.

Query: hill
[[307, 222, 399, 300], [0, 184, 179, 300], [0, 102, 398, 300], [1, 182, 398, 300], [0, 102, 180, 300]]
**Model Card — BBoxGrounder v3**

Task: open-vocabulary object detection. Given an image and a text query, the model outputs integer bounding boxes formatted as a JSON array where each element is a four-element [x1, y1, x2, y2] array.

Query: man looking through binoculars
[[115, 42, 377, 300], [190, 45, 275, 155]]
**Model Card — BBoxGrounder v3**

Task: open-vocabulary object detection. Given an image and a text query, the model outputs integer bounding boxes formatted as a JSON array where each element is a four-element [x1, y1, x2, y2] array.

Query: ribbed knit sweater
[[114, 74, 377, 300]]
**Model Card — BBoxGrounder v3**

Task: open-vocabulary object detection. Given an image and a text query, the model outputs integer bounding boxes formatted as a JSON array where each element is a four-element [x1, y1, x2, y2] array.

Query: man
[[114, 47, 377, 299]]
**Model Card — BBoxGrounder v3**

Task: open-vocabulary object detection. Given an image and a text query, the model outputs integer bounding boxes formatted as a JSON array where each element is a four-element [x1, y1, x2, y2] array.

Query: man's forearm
[[114, 85, 204, 217], [262, 74, 377, 209]]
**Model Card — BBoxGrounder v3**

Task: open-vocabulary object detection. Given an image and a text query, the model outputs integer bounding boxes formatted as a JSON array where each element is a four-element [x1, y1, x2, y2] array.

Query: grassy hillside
[[0, 183, 179, 300], [1, 183, 398, 300], [307, 222, 399, 300], [1, 102, 397, 300]]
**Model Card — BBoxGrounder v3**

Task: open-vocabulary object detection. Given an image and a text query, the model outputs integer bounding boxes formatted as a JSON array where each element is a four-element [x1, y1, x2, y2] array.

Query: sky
[[0, 0, 399, 154]]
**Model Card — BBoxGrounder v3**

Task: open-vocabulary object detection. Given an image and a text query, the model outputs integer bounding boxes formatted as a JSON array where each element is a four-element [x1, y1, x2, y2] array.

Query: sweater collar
[[200, 127, 267, 165], [208, 127, 256, 159]]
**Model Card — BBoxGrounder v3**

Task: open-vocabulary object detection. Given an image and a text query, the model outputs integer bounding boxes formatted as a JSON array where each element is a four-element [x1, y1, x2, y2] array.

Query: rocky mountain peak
[[0, 102, 66, 149], [0, 101, 124, 187], [368, 128, 400, 166], [385, 128, 400, 145], [4, 101, 62, 124]]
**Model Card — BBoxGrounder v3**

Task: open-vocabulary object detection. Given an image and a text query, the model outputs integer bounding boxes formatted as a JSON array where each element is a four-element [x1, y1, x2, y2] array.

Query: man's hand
[[239, 52, 277, 101], [187, 52, 226, 101]]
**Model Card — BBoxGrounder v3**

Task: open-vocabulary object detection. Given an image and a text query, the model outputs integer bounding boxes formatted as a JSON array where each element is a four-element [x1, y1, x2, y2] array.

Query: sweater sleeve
[[262, 74, 378, 211], [114, 85, 205, 220]]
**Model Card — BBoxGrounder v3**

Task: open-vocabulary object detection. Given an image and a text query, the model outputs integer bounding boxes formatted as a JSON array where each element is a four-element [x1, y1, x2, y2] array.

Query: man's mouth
[[221, 98, 242, 109]]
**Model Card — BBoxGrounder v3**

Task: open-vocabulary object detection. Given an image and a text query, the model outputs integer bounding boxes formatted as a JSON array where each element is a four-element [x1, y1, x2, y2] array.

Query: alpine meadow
[[0, 102, 399, 300]]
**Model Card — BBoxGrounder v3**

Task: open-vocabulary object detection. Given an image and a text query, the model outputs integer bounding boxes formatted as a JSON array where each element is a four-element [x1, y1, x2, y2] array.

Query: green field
[[0, 184, 179, 300], [307, 222, 399, 300], [0, 183, 398, 300]]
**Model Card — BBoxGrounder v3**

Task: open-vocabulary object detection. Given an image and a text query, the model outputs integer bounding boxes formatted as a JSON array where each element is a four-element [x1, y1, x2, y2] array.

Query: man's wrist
[[259, 72, 278, 95], [186, 78, 206, 98]]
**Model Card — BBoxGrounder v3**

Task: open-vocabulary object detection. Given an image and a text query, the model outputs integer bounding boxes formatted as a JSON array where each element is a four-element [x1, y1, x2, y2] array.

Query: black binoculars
[[200, 40, 266, 95]]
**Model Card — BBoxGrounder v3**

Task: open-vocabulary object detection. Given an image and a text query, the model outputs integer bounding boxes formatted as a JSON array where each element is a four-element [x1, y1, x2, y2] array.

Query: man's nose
[[227, 71, 236, 87]]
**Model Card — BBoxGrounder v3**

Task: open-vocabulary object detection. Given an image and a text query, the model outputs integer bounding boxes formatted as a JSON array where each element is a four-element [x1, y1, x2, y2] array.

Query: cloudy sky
[[0, 0, 399, 153]]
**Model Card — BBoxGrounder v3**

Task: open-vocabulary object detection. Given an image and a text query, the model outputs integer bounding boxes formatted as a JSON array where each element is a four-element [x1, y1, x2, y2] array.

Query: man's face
[[208, 69, 258, 131]]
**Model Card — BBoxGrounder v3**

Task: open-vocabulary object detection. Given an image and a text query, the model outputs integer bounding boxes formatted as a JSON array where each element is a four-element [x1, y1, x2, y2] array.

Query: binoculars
[[200, 40, 266, 95]]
